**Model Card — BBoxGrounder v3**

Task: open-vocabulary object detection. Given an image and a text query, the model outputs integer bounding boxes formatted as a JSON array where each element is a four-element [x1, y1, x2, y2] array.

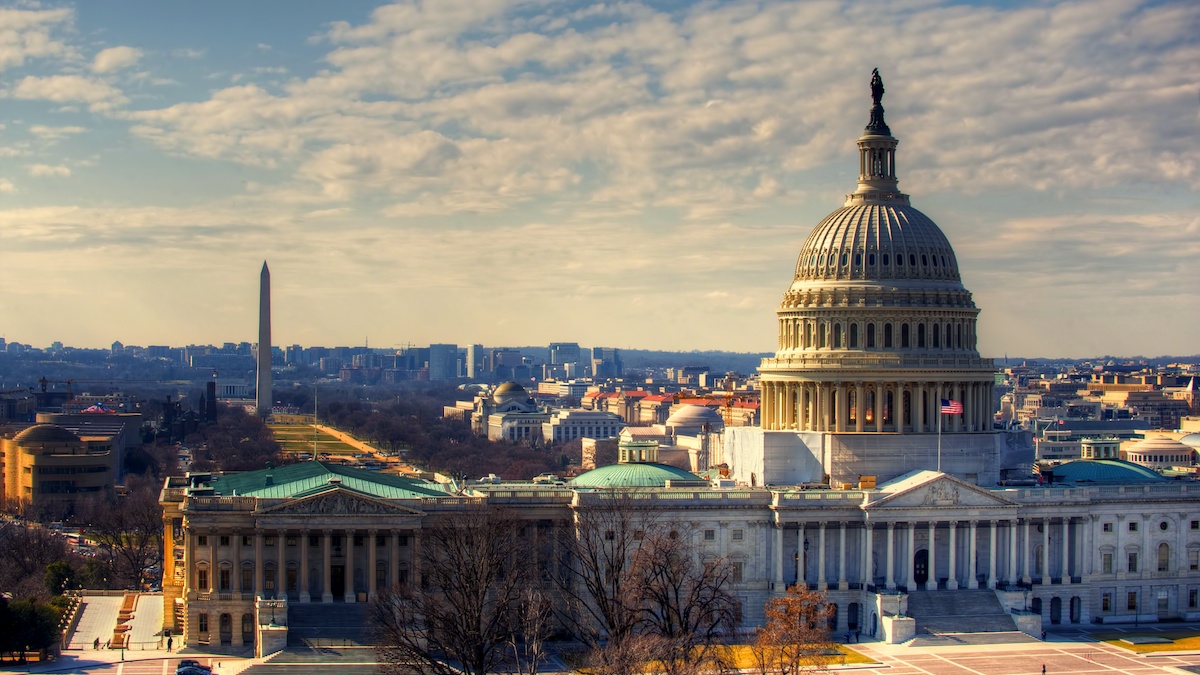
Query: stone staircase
[[906, 589, 1018, 636], [286, 602, 370, 648]]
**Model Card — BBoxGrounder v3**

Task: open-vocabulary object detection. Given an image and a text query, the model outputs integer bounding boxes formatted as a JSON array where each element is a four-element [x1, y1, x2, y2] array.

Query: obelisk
[[256, 261, 273, 417]]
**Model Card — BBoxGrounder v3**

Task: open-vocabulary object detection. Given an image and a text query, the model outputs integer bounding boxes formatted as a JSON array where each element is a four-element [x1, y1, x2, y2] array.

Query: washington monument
[[256, 261, 272, 417]]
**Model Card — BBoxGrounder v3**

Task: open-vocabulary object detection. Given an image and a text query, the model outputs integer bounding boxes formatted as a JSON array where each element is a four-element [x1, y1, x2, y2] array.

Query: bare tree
[[752, 586, 837, 675], [73, 474, 163, 589], [507, 586, 553, 675], [371, 507, 534, 675], [632, 527, 741, 675], [555, 493, 740, 675]]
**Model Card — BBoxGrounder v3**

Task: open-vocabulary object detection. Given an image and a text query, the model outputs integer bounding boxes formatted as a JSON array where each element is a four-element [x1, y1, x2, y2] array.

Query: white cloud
[[11, 74, 128, 111], [27, 163, 71, 177], [0, 178, 15, 192], [91, 46, 142, 73], [0, 7, 74, 71], [28, 124, 85, 140]]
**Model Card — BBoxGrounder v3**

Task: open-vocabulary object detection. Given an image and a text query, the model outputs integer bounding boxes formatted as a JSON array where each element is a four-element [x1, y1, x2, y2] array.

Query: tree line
[[370, 491, 838, 675]]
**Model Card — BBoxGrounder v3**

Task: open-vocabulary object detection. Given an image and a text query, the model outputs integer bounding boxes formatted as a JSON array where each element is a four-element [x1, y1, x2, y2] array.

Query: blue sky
[[0, 0, 1196, 358]]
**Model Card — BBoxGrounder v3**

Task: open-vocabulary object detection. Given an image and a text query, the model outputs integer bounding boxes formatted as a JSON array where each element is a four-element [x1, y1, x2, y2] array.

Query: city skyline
[[0, 1, 1196, 357]]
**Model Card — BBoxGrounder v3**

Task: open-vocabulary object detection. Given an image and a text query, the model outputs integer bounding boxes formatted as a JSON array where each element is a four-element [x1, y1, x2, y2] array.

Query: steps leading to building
[[286, 602, 370, 647], [906, 589, 1017, 635]]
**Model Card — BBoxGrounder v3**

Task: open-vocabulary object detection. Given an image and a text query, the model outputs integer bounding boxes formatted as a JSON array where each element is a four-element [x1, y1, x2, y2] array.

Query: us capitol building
[[161, 72, 1200, 652]]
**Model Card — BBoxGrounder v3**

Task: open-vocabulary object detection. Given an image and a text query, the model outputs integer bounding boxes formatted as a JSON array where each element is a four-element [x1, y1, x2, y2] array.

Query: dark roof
[[203, 461, 449, 499]]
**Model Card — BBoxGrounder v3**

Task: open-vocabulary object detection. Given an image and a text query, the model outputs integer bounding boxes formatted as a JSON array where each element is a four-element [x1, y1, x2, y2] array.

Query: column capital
[[886, 522, 895, 530], [367, 528, 378, 536]]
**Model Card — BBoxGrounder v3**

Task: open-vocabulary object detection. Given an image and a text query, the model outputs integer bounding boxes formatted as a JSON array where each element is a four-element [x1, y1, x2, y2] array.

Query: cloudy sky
[[0, 0, 1196, 358]]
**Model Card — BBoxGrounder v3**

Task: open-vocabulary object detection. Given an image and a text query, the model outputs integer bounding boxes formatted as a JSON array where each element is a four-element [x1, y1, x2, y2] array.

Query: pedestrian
[[855, 629, 861, 643], [844, 631, 850, 643], [93, 637, 100, 650], [167, 636, 173, 652], [105, 639, 110, 649], [1041, 630, 1046, 641], [1041, 664, 1046, 674]]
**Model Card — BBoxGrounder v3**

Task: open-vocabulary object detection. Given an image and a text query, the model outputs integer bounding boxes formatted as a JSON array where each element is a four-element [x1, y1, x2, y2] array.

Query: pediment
[[259, 487, 424, 517], [867, 473, 1017, 510]]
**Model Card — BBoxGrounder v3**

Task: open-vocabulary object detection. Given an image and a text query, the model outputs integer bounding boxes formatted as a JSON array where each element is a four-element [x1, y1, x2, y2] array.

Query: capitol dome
[[756, 69, 1002, 488]]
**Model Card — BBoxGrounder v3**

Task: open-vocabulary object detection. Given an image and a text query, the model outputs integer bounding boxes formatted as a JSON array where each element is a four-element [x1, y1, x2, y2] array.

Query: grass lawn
[[268, 424, 359, 456], [1098, 628, 1200, 652], [718, 644, 874, 668]]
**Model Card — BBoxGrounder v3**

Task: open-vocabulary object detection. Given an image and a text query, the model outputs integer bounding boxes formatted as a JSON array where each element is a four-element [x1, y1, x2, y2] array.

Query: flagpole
[[937, 402, 942, 473]]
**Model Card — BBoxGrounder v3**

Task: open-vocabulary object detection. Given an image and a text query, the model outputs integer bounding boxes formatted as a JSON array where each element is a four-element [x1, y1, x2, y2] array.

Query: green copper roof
[[205, 461, 450, 499], [571, 462, 702, 488], [1048, 459, 1167, 484]]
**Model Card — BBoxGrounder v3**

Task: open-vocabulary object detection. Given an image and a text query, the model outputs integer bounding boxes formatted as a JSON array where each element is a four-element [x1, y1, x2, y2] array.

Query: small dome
[[14, 424, 81, 444], [665, 404, 725, 430], [571, 462, 702, 488], [1179, 433, 1200, 448], [492, 382, 528, 404], [1047, 459, 1167, 484], [1127, 436, 1193, 454]]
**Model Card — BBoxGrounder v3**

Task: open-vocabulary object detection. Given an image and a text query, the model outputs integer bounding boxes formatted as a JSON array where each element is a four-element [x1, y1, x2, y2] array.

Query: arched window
[[1158, 543, 1170, 572], [818, 322, 827, 348], [901, 324, 910, 348], [869, 253, 876, 266], [882, 253, 890, 266], [932, 325, 940, 348], [850, 323, 859, 349], [867, 323, 876, 348], [944, 323, 951, 349], [917, 323, 926, 348], [805, 322, 812, 348], [909, 253, 917, 267], [957, 324, 963, 349], [833, 323, 842, 349]]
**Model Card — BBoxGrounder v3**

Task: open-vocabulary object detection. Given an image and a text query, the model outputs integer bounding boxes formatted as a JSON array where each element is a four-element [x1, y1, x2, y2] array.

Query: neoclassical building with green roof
[[162, 73, 1200, 654]]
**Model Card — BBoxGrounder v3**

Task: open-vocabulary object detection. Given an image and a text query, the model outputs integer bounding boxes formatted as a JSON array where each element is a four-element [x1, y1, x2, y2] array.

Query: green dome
[[1047, 459, 1167, 484], [571, 462, 702, 488]]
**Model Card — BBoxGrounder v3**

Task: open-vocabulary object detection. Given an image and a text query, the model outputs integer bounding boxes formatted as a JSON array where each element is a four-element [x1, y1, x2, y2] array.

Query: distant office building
[[549, 342, 581, 366], [427, 344, 458, 381], [466, 344, 483, 379], [591, 347, 623, 379]]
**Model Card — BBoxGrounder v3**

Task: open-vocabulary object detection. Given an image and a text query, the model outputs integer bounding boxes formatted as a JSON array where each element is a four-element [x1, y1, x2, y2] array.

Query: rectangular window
[[265, 536, 276, 546], [197, 535, 208, 546], [309, 535, 319, 547], [376, 535, 386, 547], [704, 530, 715, 542], [198, 569, 209, 590], [732, 529, 744, 542], [265, 572, 275, 592], [1191, 520, 1199, 531], [287, 537, 296, 547], [241, 568, 253, 591], [1129, 521, 1138, 533], [1102, 522, 1113, 533], [1101, 593, 1111, 612], [243, 536, 253, 547], [398, 535, 409, 547], [286, 569, 297, 592], [354, 535, 363, 547], [1190, 549, 1199, 572], [1190, 589, 1198, 609], [1128, 552, 1139, 573], [219, 569, 231, 591], [1102, 553, 1113, 575], [732, 561, 744, 583], [1127, 591, 1138, 611], [219, 535, 231, 547], [198, 613, 209, 632]]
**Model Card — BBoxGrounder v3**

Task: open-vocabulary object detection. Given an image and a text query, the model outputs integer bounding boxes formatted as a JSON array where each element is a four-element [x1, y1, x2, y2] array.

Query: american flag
[[940, 399, 963, 414]]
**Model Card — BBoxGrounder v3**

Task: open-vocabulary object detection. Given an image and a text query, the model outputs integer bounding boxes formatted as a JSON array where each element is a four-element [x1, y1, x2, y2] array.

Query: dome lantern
[[852, 68, 906, 204]]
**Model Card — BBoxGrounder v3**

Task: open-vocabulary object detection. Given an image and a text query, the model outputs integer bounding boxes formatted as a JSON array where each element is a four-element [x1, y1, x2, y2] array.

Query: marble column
[[774, 526, 784, 589], [183, 527, 194, 595], [835, 384, 846, 432], [1022, 519, 1031, 584], [276, 529, 286, 600], [915, 382, 925, 433], [254, 533, 264, 597], [1041, 518, 1050, 584], [987, 520, 997, 589], [875, 383, 884, 432], [967, 520, 978, 589], [1008, 521, 1018, 586], [208, 530, 216, 592], [817, 522, 827, 590], [855, 382, 865, 432], [797, 524, 806, 586], [897, 385, 907, 434], [838, 522, 848, 590], [390, 530, 401, 588], [885, 523, 895, 590], [947, 521, 958, 590], [300, 529, 311, 602], [1060, 518, 1071, 585], [321, 530, 333, 603], [906, 524, 915, 590], [345, 530, 357, 602], [232, 530, 242, 592], [926, 521, 937, 590], [368, 529, 379, 599], [862, 524, 872, 587]]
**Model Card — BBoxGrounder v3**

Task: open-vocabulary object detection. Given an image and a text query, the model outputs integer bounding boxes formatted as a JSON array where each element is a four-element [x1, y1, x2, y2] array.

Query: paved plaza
[[26, 611, 1200, 675]]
